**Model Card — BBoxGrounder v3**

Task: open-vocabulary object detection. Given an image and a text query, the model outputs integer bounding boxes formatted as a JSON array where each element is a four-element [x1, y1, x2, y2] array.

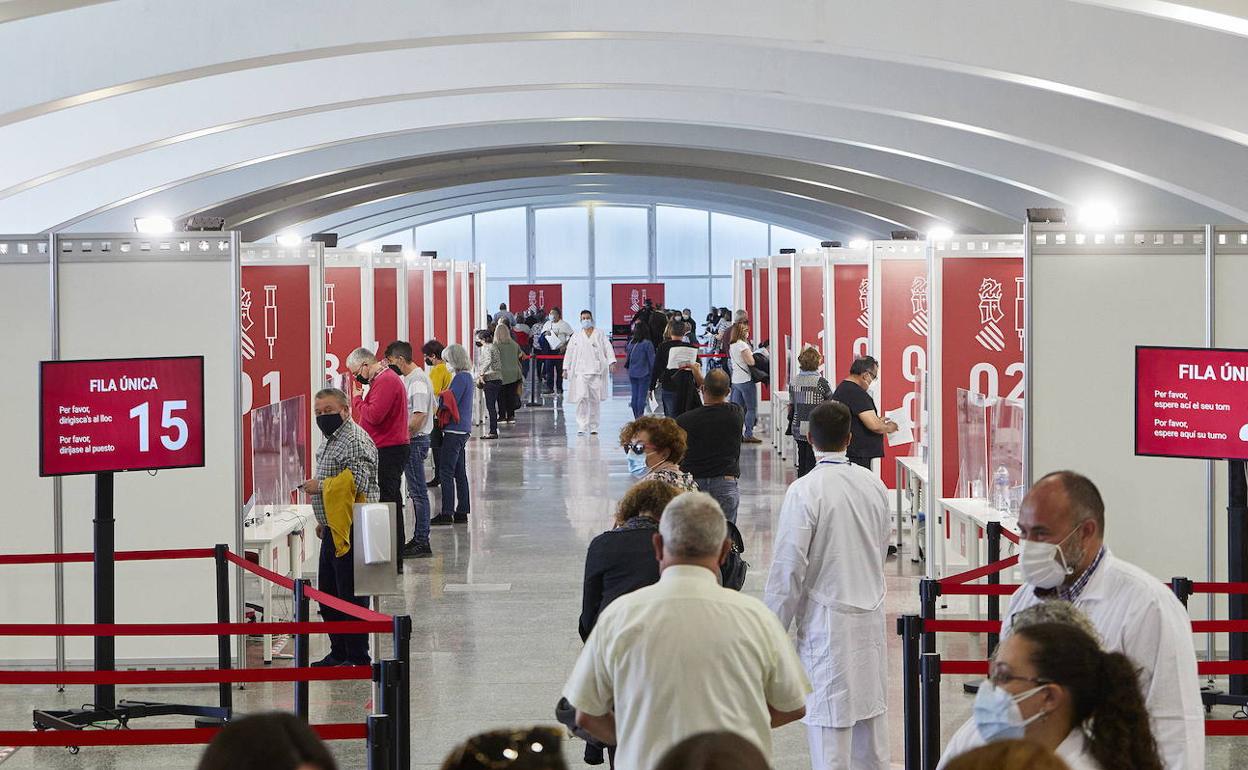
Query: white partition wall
[[323, 249, 373, 386], [57, 233, 241, 662], [371, 251, 406, 352], [0, 236, 55, 662], [791, 252, 827, 367], [1026, 225, 1209, 583]]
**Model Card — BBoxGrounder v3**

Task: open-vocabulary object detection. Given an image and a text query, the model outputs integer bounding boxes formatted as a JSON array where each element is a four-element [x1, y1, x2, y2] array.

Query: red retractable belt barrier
[[1191, 582, 1248, 595], [938, 556, 1019, 586], [0, 723, 368, 747], [529, 352, 728, 360], [0, 667, 371, 686], [0, 548, 213, 566]]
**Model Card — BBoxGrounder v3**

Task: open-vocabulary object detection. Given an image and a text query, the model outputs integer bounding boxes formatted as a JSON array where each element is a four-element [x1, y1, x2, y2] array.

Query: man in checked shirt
[[297, 388, 380, 667]]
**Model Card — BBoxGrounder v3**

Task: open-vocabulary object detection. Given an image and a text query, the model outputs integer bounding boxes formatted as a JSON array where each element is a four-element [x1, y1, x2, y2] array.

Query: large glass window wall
[[404, 203, 822, 317]]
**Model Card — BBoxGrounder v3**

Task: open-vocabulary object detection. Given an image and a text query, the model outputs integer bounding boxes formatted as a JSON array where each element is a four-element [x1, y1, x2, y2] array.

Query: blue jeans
[[629, 376, 650, 418], [405, 433, 431, 544], [661, 387, 678, 417], [694, 476, 740, 524], [730, 382, 758, 438], [438, 431, 470, 516]]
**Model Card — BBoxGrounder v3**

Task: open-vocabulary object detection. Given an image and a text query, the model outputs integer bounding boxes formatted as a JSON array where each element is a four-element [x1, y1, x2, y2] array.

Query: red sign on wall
[[796, 264, 824, 354], [879, 259, 927, 488], [1136, 346, 1248, 460], [241, 264, 312, 502], [40, 356, 205, 477], [833, 263, 870, 381], [373, 266, 399, 353], [611, 283, 665, 329], [324, 267, 363, 382], [509, 283, 564, 316], [940, 257, 1024, 495], [407, 267, 426, 348]]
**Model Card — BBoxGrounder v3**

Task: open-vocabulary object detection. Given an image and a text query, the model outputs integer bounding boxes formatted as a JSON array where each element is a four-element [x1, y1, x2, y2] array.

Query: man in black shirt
[[676, 369, 744, 523], [830, 355, 898, 470]]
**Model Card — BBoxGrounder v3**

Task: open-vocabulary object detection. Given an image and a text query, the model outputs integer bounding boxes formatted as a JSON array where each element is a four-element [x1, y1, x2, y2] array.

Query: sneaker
[[402, 541, 433, 559], [482, 433, 498, 440], [453, 513, 469, 524], [577, 430, 586, 435], [742, 436, 763, 444], [590, 430, 598, 435], [431, 514, 455, 526], [310, 654, 345, 668]]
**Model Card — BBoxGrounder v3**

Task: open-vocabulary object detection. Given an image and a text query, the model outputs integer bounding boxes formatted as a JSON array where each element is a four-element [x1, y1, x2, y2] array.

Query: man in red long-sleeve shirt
[[346, 347, 411, 574]]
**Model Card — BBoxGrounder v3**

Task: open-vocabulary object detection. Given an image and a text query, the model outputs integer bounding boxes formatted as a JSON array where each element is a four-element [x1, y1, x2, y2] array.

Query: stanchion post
[[368, 713, 393, 770], [293, 579, 310, 721], [527, 353, 541, 406], [213, 544, 233, 715], [375, 659, 399, 770], [897, 615, 922, 770], [919, 579, 940, 654], [1171, 576, 1193, 609], [920, 652, 942, 770], [392, 616, 412, 770], [986, 521, 1002, 656]]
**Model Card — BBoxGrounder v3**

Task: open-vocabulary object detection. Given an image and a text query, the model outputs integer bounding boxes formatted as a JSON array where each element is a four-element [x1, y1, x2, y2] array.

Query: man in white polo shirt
[[563, 492, 811, 770], [384, 341, 436, 559]]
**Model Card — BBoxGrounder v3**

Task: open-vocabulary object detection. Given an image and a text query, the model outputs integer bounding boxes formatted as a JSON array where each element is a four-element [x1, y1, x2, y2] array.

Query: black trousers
[[483, 379, 501, 434], [848, 454, 874, 470], [377, 443, 410, 570], [318, 533, 370, 664], [796, 440, 816, 477]]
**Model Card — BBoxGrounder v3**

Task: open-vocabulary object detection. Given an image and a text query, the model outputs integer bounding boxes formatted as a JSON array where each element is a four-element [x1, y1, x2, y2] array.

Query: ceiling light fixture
[[134, 217, 174, 234], [276, 233, 301, 247]]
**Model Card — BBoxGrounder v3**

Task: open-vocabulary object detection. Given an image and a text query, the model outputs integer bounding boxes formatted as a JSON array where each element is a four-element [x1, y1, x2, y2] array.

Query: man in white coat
[[937, 471, 1204, 770], [765, 400, 892, 770], [562, 309, 615, 434]]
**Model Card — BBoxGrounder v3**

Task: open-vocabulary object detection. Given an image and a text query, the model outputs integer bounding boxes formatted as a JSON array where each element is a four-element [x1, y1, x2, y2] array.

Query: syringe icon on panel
[[1014, 276, 1025, 351], [325, 284, 337, 345], [264, 285, 279, 359]]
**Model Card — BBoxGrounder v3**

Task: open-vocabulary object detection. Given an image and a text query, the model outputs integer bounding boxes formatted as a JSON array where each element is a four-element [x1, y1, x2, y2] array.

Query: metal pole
[[528, 351, 541, 406], [293, 579, 310, 721], [214, 544, 233, 715], [1205, 224, 1217, 680], [377, 659, 400, 770], [94, 472, 116, 711], [1229, 460, 1248, 695], [49, 234, 65, 682], [897, 616, 922, 770], [367, 713, 392, 770], [986, 521, 1002, 657], [920, 653, 941, 770], [393, 616, 412, 770], [919, 579, 939, 655]]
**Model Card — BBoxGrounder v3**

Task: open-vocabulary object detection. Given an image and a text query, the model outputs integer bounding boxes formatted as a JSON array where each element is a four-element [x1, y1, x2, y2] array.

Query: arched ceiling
[[2, 0, 1246, 240]]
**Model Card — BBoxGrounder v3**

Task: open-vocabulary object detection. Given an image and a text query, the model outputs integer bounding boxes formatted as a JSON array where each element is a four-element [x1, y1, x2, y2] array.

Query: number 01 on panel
[[39, 356, 207, 477]]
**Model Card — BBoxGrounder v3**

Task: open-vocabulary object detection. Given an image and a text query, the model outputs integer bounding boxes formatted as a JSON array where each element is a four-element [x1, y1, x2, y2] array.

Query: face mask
[[388, 364, 402, 376], [1019, 527, 1082, 589], [581, 319, 593, 329], [475, 341, 483, 347], [626, 454, 649, 478], [354, 372, 370, 385], [316, 412, 345, 437], [973, 680, 1048, 743]]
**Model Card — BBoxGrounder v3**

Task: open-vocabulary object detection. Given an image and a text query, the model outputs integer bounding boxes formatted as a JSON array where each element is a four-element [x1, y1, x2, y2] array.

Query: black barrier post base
[[919, 653, 942, 770], [897, 615, 922, 770], [1229, 460, 1248, 696], [393, 616, 412, 770], [33, 473, 230, 735]]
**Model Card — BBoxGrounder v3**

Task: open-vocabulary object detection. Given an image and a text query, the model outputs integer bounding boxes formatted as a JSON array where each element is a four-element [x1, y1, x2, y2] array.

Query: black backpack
[[721, 520, 750, 591]]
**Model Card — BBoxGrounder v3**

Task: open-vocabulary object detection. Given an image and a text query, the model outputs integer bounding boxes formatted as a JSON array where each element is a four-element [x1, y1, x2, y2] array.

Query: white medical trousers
[[806, 714, 889, 770]]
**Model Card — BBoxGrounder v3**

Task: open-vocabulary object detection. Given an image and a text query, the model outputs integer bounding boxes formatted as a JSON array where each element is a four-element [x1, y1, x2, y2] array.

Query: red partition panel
[[240, 265, 312, 502], [407, 267, 426, 347], [469, 270, 477, 332], [833, 264, 870, 380], [509, 284, 564, 315], [324, 267, 363, 380], [774, 266, 792, 392], [797, 264, 824, 353], [879, 259, 927, 488], [432, 269, 449, 344], [373, 266, 399, 353], [743, 268, 754, 330], [611, 283, 665, 328], [757, 266, 770, 399], [941, 257, 1024, 495]]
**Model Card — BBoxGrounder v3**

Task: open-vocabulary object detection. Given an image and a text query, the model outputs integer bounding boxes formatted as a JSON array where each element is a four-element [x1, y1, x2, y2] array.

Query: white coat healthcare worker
[[764, 400, 892, 770], [937, 471, 1204, 770], [563, 309, 616, 435]]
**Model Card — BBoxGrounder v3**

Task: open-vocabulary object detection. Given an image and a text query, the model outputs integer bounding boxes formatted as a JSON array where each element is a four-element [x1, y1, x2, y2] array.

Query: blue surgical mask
[[973, 680, 1048, 743], [626, 454, 649, 478], [581, 319, 593, 329]]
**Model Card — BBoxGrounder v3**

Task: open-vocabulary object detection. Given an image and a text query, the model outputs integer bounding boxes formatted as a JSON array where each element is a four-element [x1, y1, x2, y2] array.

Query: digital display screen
[[40, 356, 206, 476], [1135, 346, 1248, 461]]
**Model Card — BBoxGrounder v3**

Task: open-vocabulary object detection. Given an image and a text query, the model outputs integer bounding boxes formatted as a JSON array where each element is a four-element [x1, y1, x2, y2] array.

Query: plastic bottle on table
[[992, 466, 1011, 513]]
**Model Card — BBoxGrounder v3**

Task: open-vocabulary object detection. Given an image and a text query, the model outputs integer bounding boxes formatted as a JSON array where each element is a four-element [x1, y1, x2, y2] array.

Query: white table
[[936, 497, 1020, 618], [243, 505, 314, 664], [895, 455, 927, 562], [771, 391, 791, 459]]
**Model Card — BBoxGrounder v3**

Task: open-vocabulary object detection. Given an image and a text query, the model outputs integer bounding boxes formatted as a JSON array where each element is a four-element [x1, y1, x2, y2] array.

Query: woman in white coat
[[562, 309, 616, 434]]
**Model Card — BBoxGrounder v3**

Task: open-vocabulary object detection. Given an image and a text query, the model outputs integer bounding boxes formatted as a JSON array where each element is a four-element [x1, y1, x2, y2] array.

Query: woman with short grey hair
[[432, 343, 474, 525]]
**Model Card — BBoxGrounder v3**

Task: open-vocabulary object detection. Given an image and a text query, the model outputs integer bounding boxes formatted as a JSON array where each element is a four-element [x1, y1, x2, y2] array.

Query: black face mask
[[388, 364, 402, 376], [316, 412, 345, 437], [354, 370, 370, 385]]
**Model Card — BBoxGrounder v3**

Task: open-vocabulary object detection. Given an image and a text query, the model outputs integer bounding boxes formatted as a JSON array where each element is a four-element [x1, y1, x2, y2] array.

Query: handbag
[[720, 520, 750, 591], [436, 388, 461, 429]]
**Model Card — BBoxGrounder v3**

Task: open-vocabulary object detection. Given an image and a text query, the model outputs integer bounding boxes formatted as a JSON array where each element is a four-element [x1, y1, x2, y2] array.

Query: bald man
[[676, 369, 744, 523]]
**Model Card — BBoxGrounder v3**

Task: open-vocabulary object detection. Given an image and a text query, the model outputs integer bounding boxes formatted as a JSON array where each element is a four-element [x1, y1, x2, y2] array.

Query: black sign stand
[[33, 471, 231, 739], [1195, 460, 1248, 711]]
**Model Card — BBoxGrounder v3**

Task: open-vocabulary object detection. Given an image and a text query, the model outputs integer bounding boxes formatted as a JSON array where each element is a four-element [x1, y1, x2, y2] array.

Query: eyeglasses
[[988, 669, 1050, 688], [623, 441, 651, 455]]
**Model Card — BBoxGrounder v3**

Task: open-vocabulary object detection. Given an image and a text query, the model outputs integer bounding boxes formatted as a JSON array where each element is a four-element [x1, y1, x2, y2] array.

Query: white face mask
[[1019, 526, 1083, 589]]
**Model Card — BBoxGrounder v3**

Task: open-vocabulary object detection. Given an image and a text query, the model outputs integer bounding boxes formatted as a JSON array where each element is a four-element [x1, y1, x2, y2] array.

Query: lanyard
[[816, 459, 850, 467]]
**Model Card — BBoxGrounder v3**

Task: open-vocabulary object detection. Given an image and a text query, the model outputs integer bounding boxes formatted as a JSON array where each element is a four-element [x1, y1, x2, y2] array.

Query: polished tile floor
[[4, 377, 1244, 768]]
